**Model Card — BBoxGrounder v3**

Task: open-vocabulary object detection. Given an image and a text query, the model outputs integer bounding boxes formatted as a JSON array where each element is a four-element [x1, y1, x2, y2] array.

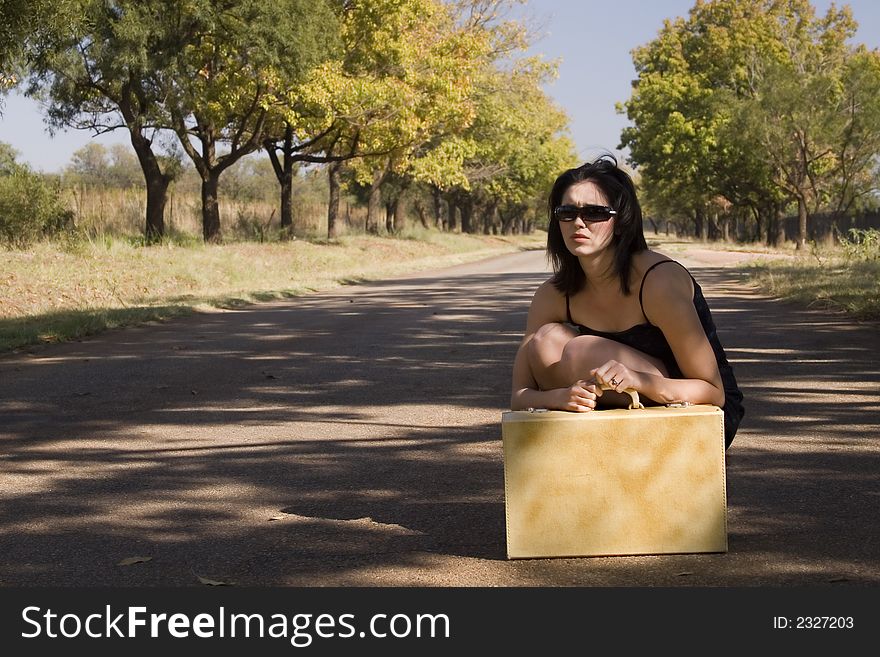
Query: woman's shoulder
[[633, 250, 691, 283], [527, 278, 567, 319], [636, 250, 695, 315], [532, 278, 566, 304], [634, 248, 682, 270]]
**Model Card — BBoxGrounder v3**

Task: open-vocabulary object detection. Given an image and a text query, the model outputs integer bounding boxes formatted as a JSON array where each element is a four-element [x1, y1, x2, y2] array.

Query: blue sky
[[1, 0, 878, 172]]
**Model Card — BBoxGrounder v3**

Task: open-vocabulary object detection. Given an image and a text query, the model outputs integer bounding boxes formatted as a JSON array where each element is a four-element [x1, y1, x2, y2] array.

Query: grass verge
[[647, 234, 879, 320], [1, 230, 545, 352], [743, 256, 880, 320]]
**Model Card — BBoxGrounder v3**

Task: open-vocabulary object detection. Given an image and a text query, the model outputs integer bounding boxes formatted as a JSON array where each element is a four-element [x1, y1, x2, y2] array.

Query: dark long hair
[[547, 154, 647, 295]]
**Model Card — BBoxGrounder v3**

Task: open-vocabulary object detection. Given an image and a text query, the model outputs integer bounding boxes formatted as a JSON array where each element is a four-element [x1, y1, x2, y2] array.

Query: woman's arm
[[632, 263, 725, 406]]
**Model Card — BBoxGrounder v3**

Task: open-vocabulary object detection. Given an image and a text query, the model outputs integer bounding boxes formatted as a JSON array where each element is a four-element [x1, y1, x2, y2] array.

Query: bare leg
[[526, 322, 580, 391], [561, 334, 669, 407], [528, 324, 670, 408]]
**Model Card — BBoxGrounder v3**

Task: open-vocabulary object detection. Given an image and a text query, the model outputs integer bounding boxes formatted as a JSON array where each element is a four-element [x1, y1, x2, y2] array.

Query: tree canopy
[[13, 0, 575, 241], [619, 0, 880, 246]]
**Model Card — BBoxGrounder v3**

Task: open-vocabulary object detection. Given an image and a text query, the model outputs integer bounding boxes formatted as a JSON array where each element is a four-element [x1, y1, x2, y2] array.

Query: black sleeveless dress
[[565, 260, 744, 448]]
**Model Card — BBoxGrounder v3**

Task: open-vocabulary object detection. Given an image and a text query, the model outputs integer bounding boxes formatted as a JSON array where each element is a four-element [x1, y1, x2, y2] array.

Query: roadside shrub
[[0, 168, 74, 247], [840, 228, 880, 262]]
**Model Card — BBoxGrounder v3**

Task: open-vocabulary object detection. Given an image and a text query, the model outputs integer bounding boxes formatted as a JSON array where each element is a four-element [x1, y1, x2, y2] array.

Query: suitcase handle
[[598, 384, 645, 410]]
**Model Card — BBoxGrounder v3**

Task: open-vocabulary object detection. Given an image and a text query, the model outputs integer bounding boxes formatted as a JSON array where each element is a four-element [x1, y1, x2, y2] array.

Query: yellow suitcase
[[502, 390, 727, 559]]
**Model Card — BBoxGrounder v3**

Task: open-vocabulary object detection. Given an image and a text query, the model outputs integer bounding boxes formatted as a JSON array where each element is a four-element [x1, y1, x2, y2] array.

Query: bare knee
[[528, 323, 576, 364], [525, 322, 577, 389], [559, 334, 611, 380]]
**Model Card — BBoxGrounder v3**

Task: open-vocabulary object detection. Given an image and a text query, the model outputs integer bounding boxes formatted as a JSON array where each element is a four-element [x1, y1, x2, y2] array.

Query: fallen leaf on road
[[675, 572, 693, 577], [118, 556, 152, 566]]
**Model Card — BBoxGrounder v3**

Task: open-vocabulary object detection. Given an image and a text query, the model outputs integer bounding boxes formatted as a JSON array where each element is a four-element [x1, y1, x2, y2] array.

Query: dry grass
[[646, 233, 800, 255], [744, 257, 880, 320], [738, 230, 880, 320], [649, 233, 880, 320], [0, 230, 545, 352], [63, 185, 361, 239]]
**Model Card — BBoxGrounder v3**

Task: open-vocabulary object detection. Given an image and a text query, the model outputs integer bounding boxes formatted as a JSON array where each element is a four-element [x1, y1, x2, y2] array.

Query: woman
[[510, 155, 744, 448]]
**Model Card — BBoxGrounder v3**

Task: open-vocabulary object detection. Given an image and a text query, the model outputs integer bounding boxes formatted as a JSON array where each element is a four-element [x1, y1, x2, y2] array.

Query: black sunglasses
[[554, 204, 618, 222]]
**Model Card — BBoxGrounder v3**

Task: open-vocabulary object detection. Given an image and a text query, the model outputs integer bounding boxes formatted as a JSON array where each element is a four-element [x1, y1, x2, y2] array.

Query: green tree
[[27, 0, 336, 243], [154, 0, 338, 242], [0, 141, 20, 174], [619, 0, 867, 247], [462, 59, 577, 234], [279, 0, 494, 237], [737, 2, 858, 248], [620, 12, 717, 239], [826, 48, 880, 217], [0, 141, 72, 246], [67, 143, 111, 186], [405, 54, 576, 235], [27, 0, 186, 241], [106, 143, 144, 188], [341, 0, 572, 235], [0, 1, 79, 104], [65, 142, 143, 188]]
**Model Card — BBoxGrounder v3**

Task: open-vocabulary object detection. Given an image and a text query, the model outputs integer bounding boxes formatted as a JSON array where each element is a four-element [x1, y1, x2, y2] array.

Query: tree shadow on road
[[0, 265, 878, 586]]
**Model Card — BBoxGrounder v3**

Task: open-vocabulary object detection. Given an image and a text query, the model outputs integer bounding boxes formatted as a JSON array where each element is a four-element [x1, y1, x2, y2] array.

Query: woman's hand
[[590, 360, 645, 394], [555, 380, 603, 412]]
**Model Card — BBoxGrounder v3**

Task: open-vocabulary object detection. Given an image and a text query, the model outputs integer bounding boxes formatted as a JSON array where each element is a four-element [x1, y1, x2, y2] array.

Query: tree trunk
[[327, 160, 342, 239], [366, 170, 385, 234], [280, 169, 293, 232], [774, 204, 785, 246], [385, 200, 396, 234], [173, 108, 267, 243], [697, 209, 708, 241], [751, 206, 764, 243], [201, 172, 222, 243], [119, 80, 170, 243], [280, 130, 295, 231], [796, 194, 808, 250], [445, 196, 458, 231], [764, 203, 778, 246], [266, 125, 296, 231], [415, 200, 431, 229], [483, 201, 498, 234], [129, 128, 170, 243], [432, 187, 445, 229], [720, 214, 729, 242], [500, 209, 513, 235], [144, 176, 170, 243], [460, 197, 473, 233]]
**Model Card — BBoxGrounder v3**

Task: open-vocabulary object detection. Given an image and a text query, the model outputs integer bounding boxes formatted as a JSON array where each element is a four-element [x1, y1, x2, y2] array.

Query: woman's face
[[557, 180, 616, 258]]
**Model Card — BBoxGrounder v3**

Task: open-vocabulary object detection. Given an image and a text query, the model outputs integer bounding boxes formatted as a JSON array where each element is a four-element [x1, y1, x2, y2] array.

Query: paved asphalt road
[[1, 242, 878, 587]]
